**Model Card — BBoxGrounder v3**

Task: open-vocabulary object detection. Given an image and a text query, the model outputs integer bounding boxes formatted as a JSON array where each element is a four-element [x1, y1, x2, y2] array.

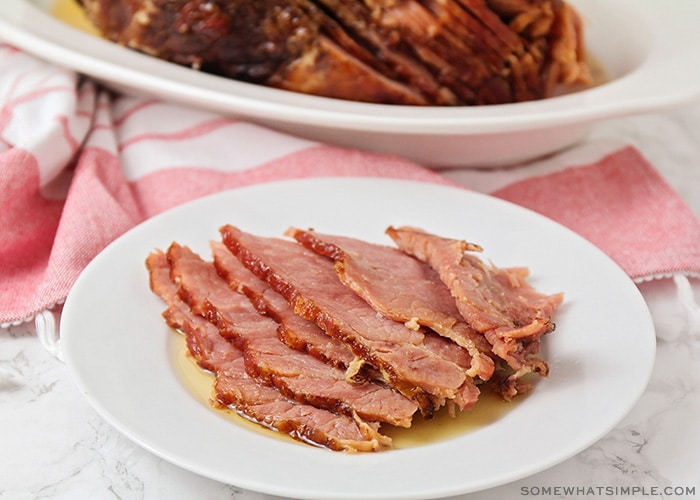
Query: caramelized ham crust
[[78, 0, 591, 105], [220, 225, 481, 415], [146, 250, 390, 451]]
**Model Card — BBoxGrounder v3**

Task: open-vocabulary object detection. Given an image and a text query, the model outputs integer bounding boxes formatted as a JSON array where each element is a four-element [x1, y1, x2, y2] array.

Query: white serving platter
[[1, 0, 700, 167], [60, 178, 656, 499]]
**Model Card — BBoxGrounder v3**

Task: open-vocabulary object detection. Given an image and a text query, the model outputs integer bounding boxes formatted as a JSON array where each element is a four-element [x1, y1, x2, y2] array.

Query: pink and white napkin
[[2, 43, 700, 327]]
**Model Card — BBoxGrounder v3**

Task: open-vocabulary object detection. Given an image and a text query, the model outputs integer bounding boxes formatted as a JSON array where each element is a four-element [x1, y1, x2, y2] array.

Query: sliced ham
[[220, 225, 481, 416], [385, 226, 562, 333], [210, 241, 357, 372], [386, 226, 563, 398], [166, 243, 418, 427], [146, 250, 390, 451], [287, 227, 495, 381], [79, 0, 590, 106]]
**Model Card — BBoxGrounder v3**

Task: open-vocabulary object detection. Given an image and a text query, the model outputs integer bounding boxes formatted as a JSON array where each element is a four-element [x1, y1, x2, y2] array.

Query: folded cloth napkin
[[2, 43, 700, 327]]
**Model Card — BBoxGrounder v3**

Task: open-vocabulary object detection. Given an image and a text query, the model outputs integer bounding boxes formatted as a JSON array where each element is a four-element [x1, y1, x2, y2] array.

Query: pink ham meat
[[220, 225, 480, 416], [145, 250, 390, 451], [287, 227, 496, 381], [386, 226, 563, 398], [210, 241, 357, 373], [166, 243, 418, 427]]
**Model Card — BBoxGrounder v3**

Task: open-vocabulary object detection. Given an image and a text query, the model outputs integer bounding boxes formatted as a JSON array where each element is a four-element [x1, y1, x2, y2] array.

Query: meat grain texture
[[146, 224, 563, 452], [78, 0, 592, 105]]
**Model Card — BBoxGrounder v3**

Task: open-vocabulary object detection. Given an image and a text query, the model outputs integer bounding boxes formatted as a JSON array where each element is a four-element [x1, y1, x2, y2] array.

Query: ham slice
[[146, 250, 390, 451], [166, 243, 418, 427], [220, 225, 481, 416], [210, 241, 358, 372], [287, 227, 495, 381], [386, 226, 563, 399], [145, 222, 563, 450]]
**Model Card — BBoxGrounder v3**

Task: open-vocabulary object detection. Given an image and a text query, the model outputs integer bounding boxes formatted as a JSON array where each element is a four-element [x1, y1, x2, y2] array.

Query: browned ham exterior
[[146, 250, 391, 451], [220, 225, 481, 416], [287, 227, 496, 381], [78, 0, 591, 105], [166, 243, 419, 427]]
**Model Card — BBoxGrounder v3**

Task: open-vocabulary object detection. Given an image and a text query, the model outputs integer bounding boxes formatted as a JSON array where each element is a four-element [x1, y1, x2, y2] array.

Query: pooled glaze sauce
[[170, 333, 522, 450], [50, 0, 100, 35], [169, 334, 297, 445]]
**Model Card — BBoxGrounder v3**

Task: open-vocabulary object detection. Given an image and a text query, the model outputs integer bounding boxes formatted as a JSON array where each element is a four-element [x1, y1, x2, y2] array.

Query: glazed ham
[[78, 0, 591, 105], [166, 243, 419, 427], [210, 241, 358, 372], [220, 225, 481, 416], [385, 226, 562, 335], [287, 228, 495, 381], [146, 223, 562, 450], [386, 226, 563, 398], [146, 250, 391, 451]]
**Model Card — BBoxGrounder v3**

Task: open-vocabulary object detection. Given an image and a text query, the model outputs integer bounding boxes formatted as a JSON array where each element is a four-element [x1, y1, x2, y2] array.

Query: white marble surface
[[2, 105, 700, 500]]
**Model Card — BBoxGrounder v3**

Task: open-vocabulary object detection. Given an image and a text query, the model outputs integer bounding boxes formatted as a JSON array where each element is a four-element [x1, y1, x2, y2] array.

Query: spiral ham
[[78, 0, 591, 105], [146, 224, 562, 450]]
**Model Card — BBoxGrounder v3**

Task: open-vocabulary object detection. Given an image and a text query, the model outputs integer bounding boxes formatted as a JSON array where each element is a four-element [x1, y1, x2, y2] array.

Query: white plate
[[1, 1, 700, 167], [60, 178, 656, 500]]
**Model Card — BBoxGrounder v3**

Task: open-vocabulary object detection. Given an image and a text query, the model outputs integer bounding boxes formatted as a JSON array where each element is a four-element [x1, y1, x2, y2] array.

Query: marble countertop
[[2, 105, 699, 500]]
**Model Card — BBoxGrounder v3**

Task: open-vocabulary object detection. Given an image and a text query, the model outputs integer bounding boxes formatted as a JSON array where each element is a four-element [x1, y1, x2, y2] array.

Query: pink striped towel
[[2, 43, 700, 326]]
